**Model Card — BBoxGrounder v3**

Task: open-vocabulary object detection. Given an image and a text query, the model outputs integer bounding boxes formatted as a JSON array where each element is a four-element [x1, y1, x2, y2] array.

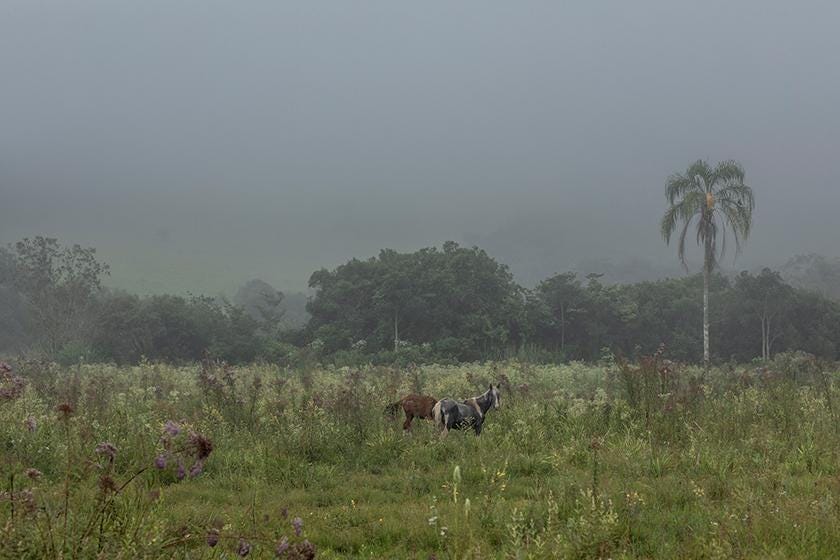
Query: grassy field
[[2, 353, 840, 559]]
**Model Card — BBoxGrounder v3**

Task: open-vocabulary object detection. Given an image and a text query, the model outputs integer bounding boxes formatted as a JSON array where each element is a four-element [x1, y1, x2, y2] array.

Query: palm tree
[[661, 159, 755, 368]]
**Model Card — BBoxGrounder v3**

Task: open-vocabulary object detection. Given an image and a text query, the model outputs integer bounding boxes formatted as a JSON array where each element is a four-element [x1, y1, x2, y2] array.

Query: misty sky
[[2, 1, 839, 295]]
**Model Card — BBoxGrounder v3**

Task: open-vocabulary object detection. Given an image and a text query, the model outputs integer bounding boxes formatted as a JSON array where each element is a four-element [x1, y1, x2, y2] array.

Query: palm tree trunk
[[703, 233, 711, 369]]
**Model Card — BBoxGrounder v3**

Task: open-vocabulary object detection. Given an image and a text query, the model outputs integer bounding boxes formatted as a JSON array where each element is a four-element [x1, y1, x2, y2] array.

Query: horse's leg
[[403, 412, 414, 432], [439, 411, 450, 439]]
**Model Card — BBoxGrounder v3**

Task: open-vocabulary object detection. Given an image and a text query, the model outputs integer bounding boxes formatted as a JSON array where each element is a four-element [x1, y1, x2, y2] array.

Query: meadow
[[2, 352, 840, 559]]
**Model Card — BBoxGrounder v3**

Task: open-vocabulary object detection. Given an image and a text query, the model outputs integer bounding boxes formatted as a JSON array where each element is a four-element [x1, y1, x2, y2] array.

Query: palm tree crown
[[661, 159, 755, 270]]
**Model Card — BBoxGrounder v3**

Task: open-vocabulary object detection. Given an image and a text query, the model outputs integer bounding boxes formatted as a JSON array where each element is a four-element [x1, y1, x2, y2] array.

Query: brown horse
[[384, 394, 438, 431]]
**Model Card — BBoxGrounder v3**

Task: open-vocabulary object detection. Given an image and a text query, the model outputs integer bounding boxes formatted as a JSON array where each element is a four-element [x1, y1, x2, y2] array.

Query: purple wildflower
[[163, 420, 181, 437], [292, 516, 303, 537], [95, 442, 118, 462], [189, 459, 204, 478], [25, 468, 42, 481], [237, 539, 251, 557], [176, 462, 186, 481], [154, 454, 168, 470], [275, 536, 289, 556]]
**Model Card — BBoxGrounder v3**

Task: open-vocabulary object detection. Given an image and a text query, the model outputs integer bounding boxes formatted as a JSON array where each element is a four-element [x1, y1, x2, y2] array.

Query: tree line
[[2, 157, 837, 365], [1, 236, 839, 366]]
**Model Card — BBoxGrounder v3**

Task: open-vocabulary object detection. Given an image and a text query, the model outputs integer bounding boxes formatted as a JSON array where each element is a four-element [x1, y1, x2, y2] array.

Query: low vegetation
[[3, 352, 840, 558]]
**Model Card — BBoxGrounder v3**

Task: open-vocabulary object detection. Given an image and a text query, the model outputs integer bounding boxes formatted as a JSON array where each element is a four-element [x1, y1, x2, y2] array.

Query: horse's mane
[[464, 397, 483, 417]]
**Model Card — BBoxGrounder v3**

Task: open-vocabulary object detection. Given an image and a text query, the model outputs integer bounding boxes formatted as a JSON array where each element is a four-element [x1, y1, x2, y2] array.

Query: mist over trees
[[1, 236, 839, 366]]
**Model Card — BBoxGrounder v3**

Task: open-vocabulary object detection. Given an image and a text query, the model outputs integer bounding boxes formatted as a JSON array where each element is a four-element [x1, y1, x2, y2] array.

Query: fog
[[3, 1, 839, 295]]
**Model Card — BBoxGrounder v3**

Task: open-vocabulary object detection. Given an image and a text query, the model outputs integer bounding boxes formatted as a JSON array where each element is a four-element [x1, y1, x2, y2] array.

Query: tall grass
[[2, 353, 839, 558]]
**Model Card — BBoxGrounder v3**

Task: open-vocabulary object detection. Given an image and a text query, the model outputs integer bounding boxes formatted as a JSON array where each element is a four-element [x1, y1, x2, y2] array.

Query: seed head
[[24, 416, 37, 433], [25, 468, 42, 481], [206, 529, 220, 548], [56, 402, 75, 420], [292, 540, 316, 560], [188, 432, 214, 460], [98, 475, 117, 494], [237, 539, 251, 557]]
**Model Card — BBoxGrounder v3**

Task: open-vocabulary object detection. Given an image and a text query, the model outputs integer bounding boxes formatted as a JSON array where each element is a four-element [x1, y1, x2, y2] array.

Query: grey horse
[[432, 384, 501, 436]]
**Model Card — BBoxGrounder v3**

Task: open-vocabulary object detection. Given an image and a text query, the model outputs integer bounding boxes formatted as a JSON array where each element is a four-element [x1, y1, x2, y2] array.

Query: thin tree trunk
[[393, 308, 399, 352], [760, 316, 767, 361], [703, 233, 711, 369], [560, 303, 566, 353], [766, 315, 773, 359]]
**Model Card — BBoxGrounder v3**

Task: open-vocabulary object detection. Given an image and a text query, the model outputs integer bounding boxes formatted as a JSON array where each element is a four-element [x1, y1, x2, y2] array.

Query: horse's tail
[[383, 400, 402, 419], [432, 401, 443, 430]]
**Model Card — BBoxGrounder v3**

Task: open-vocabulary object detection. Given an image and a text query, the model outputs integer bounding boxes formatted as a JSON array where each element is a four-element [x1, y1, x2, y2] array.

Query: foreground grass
[[2, 356, 840, 558]]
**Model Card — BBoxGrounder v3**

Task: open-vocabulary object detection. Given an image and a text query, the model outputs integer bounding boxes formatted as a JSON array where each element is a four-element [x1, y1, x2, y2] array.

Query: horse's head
[[489, 383, 501, 410]]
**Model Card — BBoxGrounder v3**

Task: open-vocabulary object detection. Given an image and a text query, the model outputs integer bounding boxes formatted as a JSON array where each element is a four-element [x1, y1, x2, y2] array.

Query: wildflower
[[280, 507, 289, 519], [206, 529, 220, 548], [0, 362, 11, 373], [275, 536, 289, 556], [163, 420, 181, 437], [25, 468, 42, 481], [237, 539, 251, 557], [292, 516, 304, 537], [95, 442, 118, 462], [189, 459, 205, 478], [154, 454, 168, 470], [24, 416, 37, 433], [176, 462, 186, 481], [453, 465, 461, 484]]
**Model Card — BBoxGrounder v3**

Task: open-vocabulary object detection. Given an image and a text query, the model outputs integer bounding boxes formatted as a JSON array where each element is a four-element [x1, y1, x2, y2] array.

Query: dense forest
[[2, 236, 839, 366]]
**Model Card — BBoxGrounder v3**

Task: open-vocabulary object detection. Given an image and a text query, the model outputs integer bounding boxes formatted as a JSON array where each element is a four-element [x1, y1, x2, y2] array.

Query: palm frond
[[660, 205, 680, 242], [665, 173, 698, 205], [677, 214, 696, 269], [661, 159, 753, 271], [686, 160, 714, 191], [712, 160, 745, 186]]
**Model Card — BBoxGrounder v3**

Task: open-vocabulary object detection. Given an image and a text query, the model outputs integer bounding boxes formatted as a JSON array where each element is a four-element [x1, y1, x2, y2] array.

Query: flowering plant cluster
[[154, 420, 214, 481]]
